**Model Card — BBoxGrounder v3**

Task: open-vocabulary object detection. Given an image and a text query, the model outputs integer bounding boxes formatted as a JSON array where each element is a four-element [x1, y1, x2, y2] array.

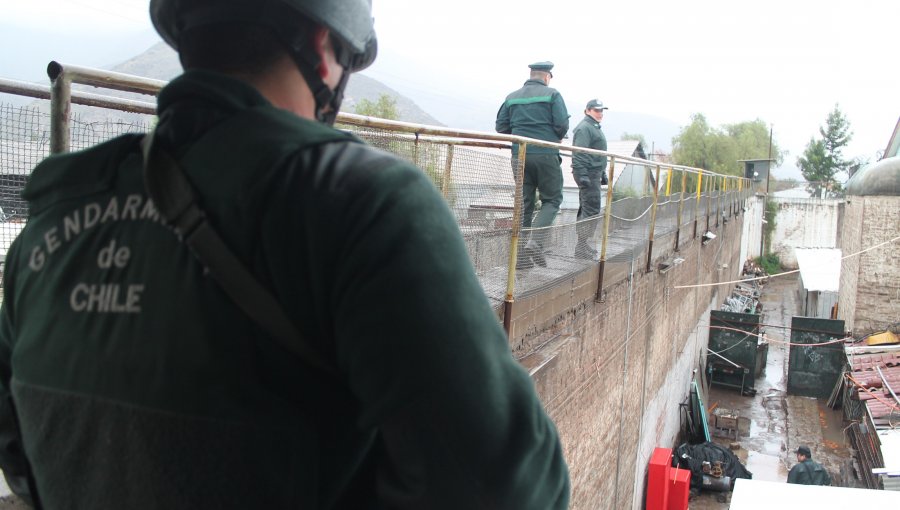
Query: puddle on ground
[[745, 451, 788, 482]]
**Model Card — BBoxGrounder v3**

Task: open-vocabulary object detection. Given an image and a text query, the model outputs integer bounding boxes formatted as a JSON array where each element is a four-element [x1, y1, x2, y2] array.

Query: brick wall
[[514, 203, 745, 509]]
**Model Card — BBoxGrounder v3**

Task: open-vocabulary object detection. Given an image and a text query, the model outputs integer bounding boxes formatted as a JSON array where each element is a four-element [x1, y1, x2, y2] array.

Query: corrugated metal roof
[[795, 248, 841, 292]]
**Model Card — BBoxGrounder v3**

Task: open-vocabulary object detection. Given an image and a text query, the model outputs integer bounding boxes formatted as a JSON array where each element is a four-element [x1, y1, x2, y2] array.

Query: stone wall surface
[[838, 196, 900, 336], [516, 202, 746, 510]]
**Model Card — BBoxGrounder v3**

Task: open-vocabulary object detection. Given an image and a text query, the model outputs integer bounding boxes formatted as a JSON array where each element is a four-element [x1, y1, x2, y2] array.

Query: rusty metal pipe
[[39, 63, 742, 183], [0, 78, 156, 114], [441, 145, 454, 199], [47, 61, 165, 154], [47, 61, 166, 96], [503, 143, 528, 337], [49, 68, 72, 154]]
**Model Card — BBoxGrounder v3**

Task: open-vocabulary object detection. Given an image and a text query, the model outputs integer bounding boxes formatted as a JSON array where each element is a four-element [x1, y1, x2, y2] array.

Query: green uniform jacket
[[495, 79, 569, 155], [572, 115, 608, 173], [0, 71, 569, 509], [787, 459, 831, 486]]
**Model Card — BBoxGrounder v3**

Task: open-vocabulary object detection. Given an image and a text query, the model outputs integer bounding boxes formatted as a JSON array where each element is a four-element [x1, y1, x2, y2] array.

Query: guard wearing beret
[[496, 61, 570, 268], [572, 99, 609, 259]]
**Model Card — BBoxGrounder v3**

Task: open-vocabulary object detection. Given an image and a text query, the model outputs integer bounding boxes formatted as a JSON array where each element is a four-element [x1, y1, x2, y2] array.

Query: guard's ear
[[311, 26, 331, 79]]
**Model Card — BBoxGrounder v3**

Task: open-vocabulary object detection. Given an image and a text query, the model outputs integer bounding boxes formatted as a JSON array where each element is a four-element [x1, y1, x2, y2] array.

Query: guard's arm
[[495, 101, 511, 134], [551, 92, 569, 140]]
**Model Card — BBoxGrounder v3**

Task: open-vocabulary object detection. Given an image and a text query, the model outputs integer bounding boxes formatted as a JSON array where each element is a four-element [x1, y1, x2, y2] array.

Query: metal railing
[[0, 62, 753, 334]]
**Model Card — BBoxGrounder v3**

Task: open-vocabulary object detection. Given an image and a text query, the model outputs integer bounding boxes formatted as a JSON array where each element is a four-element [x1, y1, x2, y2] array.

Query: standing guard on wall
[[572, 99, 609, 259], [496, 61, 570, 269]]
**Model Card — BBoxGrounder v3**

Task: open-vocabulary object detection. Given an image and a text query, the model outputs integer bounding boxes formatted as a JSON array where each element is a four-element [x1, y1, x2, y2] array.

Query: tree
[[672, 114, 783, 176], [797, 104, 852, 197], [354, 94, 399, 120]]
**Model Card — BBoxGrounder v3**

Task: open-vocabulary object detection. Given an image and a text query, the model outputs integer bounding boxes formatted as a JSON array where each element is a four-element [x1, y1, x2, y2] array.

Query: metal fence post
[[693, 170, 702, 239], [715, 176, 721, 228], [49, 65, 72, 154], [665, 167, 673, 197], [646, 165, 661, 273], [441, 145, 454, 200], [503, 143, 528, 336], [675, 170, 687, 251], [705, 173, 712, 233], [595, 156, 616, 302]]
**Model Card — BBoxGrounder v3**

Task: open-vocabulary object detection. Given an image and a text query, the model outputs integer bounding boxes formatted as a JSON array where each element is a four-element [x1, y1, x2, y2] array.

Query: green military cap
[[528, 61, 554, 77], [586, 99, 608, 111]]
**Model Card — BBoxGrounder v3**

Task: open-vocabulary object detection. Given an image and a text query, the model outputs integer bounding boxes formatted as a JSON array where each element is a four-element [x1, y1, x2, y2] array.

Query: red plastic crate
[[647, 447, 673, 510], [667, 468, 691, 510]]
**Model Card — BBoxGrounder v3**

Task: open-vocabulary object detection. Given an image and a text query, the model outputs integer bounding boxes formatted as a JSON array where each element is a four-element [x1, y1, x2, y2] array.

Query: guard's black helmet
[[149, 0, 378, 72]]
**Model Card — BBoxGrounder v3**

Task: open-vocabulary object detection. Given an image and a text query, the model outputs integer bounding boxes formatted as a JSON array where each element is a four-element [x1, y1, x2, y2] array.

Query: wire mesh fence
[[2, 66, 752, 314]]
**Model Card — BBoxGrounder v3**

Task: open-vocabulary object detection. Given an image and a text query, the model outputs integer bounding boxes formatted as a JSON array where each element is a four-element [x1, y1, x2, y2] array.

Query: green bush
[[755, 253, 781, 275]]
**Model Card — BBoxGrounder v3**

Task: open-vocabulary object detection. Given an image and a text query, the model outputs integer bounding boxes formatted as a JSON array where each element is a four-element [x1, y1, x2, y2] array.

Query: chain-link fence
[[1, 65, 753, 322]]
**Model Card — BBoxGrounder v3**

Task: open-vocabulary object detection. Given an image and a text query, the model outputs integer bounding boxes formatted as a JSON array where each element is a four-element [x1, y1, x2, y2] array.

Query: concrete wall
[[511, 205, 746, 509], [741, 194, 764, 264], [838, 196, 900, 336], [770, 197, 843, 269]]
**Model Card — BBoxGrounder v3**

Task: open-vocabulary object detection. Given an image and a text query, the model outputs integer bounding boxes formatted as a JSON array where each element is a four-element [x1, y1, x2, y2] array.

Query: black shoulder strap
[[140, 130, 337, 377]]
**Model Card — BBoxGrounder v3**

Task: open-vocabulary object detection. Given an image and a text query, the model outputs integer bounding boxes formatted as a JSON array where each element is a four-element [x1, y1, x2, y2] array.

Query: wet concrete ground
[[689, 272, 859, 509]]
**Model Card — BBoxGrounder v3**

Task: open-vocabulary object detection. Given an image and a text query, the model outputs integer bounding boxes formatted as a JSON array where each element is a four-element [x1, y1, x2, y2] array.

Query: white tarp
[[795, 248, 841, 292], [730, 478, 900, 508]]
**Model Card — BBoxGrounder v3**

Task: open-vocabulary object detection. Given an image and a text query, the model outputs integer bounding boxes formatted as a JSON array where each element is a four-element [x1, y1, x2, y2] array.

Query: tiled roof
[[847, 348, 900, 429]]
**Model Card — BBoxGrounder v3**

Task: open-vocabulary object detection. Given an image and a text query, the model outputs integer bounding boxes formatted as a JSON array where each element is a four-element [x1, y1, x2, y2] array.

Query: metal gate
[[708, 310, 761, 394], [787, 317, 845, 398]]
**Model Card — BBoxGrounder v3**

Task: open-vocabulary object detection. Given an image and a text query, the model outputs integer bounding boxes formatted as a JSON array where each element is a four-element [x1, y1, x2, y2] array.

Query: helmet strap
[[280, 32, 350, 125]]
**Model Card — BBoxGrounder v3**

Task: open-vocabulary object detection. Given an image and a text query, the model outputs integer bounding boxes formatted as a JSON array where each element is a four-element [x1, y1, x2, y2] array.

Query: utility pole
[[759, 125, 773, 257], [766, 125, 773, 196]]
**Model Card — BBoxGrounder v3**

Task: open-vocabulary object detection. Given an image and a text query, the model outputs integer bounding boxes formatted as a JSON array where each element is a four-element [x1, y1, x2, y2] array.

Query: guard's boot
[[575, 240, 597, 260], [525, 240, 547, 267], [515, 249, 534, 270]]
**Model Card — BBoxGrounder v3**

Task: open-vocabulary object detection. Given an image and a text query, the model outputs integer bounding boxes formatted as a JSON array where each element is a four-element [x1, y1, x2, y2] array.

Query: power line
[[673, 234, 900, 290]]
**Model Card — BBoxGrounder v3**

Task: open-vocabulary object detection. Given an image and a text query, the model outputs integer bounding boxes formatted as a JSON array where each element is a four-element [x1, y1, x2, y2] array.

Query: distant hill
[[108, 42, 442, 125]]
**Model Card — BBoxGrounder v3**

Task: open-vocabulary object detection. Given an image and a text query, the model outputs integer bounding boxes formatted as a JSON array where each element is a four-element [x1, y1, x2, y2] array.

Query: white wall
[[770, 198, 843, 269], [740, 195, 764, 264]]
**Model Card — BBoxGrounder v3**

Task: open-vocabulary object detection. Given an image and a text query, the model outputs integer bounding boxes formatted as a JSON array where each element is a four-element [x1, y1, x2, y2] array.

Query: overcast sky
[[2, 0, 898, 180]]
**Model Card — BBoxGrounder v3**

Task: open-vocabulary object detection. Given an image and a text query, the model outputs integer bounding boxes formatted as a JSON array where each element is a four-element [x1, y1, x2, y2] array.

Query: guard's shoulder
[[23, 134, 143, 212], [285, 135, 426, 195]]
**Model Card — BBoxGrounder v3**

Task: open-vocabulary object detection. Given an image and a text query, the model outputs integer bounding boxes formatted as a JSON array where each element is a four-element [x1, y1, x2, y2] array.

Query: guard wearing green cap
[[0, 1, 570, 508], [496, 61, 570, 268], [572, 99, 609, 259]]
